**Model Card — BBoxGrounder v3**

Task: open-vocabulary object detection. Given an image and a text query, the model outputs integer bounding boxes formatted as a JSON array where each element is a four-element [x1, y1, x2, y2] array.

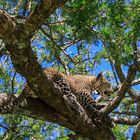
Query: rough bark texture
[[0, 0, 138, 139], [0, 91, 115, 140], [0, 5, 116, 138]]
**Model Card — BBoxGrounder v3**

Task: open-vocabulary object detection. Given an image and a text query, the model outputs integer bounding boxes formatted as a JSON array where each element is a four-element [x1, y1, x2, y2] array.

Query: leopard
[[43, 68, 113, 114], [0, 68, 113, 115]]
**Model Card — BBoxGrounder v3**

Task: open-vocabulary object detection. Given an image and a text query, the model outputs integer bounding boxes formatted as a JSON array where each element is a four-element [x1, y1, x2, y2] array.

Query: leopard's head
[[93, 72, 113, 98]]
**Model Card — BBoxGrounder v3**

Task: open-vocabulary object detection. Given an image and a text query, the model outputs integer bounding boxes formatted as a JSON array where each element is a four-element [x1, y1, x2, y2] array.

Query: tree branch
[[0, 92, 115, 140], [112, 111, 137, 116], [112, 117, 139, 125], [108, 57, 119, 85], [132, 79, 140, 86], [114, 64, 125, 82], [0, 10, 16, 40], [0, 4, 116, 140], [99, 64, 137, 116], [0, 41, 7, 57], [24, 0, 68, 38], [114, 64, 139, 100]]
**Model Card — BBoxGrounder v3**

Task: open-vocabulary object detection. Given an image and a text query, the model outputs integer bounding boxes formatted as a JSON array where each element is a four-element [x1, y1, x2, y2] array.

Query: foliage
[[113, 124, 129, 140], [0, 115, 72, 140], [0, 0, 140, 139]]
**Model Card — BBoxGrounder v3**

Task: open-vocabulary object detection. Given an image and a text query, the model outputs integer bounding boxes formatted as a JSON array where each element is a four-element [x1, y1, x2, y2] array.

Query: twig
[[40, 27, 77, 64], [112, 111, 137, 116], [112, 116, 139, 125], [102, 42, 119, 85], [108, 57, 119, 85], [11, 71, 16, 94]]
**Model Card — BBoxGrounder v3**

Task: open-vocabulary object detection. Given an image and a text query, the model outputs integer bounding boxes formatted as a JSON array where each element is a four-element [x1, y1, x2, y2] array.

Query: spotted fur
[[44, 68, 113, 113], [0, 68, 113, 114]]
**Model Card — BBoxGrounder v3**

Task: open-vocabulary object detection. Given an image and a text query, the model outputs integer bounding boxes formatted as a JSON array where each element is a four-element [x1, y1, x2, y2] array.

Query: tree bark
[[0, 1, 123, 139], [0, 90, 116, 140]]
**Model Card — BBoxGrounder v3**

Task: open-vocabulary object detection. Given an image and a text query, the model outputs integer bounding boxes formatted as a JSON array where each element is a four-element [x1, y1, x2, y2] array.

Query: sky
[[0, 1, 139, 139], [0, 37, 137, 139]]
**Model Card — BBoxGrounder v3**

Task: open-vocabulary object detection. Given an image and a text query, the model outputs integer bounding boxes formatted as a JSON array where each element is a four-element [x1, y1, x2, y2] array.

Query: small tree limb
[[112, 117, 139, 125]]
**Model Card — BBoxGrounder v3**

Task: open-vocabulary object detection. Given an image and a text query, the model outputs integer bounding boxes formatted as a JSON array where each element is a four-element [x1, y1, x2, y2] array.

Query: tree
[[0, 0, 140, 139]]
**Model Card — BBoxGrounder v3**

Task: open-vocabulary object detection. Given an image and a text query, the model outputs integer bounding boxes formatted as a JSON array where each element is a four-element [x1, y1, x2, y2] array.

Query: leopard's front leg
[[75, 91, 100, 117]]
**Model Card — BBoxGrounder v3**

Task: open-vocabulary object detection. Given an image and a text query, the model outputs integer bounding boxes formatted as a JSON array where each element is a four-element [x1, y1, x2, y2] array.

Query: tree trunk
[[0, 1, 116, 139]]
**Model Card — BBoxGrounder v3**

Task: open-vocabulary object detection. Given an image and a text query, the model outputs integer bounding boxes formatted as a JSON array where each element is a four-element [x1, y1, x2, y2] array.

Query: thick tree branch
[[0, 5, 70, 107], [0, 4, 116, 140], [99, 64, 137, 116], [0, 10, 16, 40], [24, 0, 68, 38], [114, 64, 139, 100], [135, 61, 140, 72], [0, 92, 115, 140], [0, 10, 59, 108]]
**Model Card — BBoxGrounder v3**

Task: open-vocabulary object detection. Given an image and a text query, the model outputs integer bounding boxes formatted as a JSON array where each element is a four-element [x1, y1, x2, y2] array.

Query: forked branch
[[99, 64, 137, 116]]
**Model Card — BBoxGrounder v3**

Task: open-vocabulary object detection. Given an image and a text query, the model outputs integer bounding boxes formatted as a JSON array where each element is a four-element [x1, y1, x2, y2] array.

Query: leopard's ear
[[97, 72, 103, 79]]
